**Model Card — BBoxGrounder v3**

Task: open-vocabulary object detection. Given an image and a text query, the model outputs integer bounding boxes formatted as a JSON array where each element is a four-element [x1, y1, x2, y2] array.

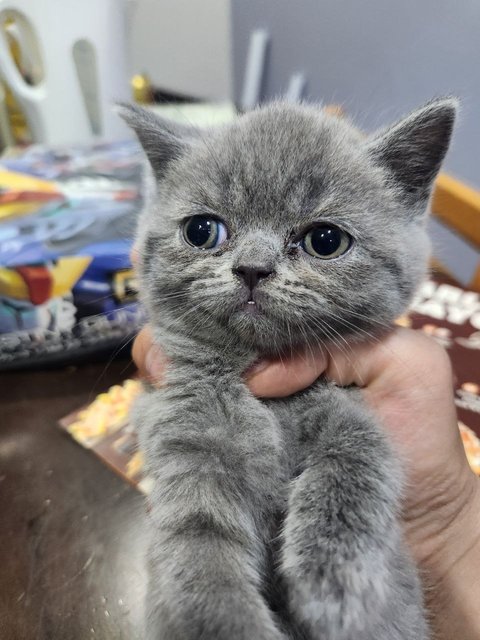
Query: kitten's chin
[[226, 309, 292, 354], [228, 308, 267, 332], [237, 300, 261, 316]]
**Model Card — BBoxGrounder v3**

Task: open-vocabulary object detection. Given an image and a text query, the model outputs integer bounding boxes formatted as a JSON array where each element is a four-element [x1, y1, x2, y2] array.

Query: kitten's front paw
[[283, 543, 429, 640], [281, 461, 429, 640], [146, 610, 287, 640], [284, 547, 391, 639], [145, 582, 289, 640]]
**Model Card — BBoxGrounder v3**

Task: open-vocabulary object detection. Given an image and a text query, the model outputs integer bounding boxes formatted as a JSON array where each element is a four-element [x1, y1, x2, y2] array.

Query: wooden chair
[[432, 175, 480, 291]]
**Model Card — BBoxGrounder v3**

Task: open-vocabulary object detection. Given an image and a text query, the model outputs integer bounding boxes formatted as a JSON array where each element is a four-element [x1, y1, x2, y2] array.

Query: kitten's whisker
[[298, 322, 319, 370], [319, 309, 383, 344], [331, 305, 393, 330], [306, 315, 363, 381], [158, 291, 191, 301], [285, 283, 394, 332], [320, 309, 434, 390], [90, 330, 138, 400], [285, 318, 295, 362]]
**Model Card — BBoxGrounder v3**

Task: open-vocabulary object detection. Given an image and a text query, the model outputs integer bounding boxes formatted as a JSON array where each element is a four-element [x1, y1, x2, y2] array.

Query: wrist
[[428, 534, 480, 639], [411, 470, 480, 639]]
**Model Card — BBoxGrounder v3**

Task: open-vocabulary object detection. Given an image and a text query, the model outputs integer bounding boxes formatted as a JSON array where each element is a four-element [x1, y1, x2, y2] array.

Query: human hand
[[132, 324, 480, 638]]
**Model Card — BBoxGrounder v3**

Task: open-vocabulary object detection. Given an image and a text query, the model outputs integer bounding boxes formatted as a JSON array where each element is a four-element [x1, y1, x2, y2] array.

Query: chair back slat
[[433, 174, 480, 249]]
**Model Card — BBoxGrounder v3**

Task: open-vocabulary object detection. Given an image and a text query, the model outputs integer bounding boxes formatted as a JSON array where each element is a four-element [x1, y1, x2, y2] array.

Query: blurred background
[[1, 0, 479, 183], [0, 0, 479, 371], [134, 0, 480, 188]]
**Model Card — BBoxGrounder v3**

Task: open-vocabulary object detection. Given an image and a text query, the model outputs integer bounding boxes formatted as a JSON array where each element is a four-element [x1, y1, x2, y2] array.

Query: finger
[[132, 325, 168, 386], [130, 245, 139, 267], [245, 349, 328, 398], [323, 327, 453, 391]]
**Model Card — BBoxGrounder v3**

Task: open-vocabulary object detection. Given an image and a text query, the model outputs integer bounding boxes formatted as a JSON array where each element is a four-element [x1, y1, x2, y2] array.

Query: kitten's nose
[[233, 265, 275, 290]]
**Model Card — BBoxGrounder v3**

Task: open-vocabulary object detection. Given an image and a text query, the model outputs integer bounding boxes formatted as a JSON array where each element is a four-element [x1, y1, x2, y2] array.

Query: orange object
[[459, 422, 480, 475], [433, 174, 480, 250], [16, 265, 52, 304], [0, 189, 64, 204]]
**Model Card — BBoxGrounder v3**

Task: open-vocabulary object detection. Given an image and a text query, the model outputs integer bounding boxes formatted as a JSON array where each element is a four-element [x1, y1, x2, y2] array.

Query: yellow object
[[68, 379, 141, 444], [1, 18, 31, 145], [113, 268, 138, 301], [0, 169, 60, 220], [131, 74, 153, 104], [459, 422, 480, 475], [394, 314, 411, 328], [126, 451, 144, 478], [50, 256, 92, 298], [0, 256, 91, 301], [433, 174, 480, 250]]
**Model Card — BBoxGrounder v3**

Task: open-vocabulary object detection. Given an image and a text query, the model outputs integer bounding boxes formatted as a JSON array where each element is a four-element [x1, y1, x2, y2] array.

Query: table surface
[[0, 357, 147, 640]]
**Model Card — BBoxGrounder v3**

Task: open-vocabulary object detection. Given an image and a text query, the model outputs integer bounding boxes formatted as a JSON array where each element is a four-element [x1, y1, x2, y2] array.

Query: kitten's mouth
[[243, 299, 258, 314], [236, 292, 263, 316]]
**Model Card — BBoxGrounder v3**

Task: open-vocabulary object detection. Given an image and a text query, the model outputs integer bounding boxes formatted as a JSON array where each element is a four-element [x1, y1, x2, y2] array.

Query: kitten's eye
[[302, 225, 352, 259], [183, 216, 228, 249]]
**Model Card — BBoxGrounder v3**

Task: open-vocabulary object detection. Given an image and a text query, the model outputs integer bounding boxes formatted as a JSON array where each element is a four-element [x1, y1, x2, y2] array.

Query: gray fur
[[120, 99, 456, 639]]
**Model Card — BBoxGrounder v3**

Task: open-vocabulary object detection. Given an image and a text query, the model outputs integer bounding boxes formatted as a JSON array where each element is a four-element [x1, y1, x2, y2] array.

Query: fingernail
[[145, 345, 165, 381]]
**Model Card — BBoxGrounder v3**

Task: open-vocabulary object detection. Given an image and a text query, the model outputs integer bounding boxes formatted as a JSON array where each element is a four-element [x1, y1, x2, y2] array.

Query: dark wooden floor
[[0, 358, 148, 640]]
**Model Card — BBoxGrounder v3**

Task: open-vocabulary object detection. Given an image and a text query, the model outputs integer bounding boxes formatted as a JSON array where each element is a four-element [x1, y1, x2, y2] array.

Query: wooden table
[[0, 358, 147, 640]]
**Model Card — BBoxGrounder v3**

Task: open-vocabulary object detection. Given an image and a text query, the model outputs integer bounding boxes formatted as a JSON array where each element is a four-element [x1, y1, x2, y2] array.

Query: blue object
[[0, 140, 145, 370]]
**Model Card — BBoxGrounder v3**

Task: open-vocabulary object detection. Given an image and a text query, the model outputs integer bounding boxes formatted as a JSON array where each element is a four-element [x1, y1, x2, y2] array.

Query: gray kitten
[[120, 98, 456, 640]]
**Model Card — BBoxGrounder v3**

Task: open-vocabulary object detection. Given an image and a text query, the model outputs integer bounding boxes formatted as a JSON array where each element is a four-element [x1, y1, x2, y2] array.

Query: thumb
[[132, 325, 168, 385], [245, 348, 328, 398]]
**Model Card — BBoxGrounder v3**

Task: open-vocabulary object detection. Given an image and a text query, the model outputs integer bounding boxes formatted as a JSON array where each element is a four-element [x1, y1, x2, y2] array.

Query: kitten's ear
[[116, 103, 195, 178], [367, 98, 458, 207]]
